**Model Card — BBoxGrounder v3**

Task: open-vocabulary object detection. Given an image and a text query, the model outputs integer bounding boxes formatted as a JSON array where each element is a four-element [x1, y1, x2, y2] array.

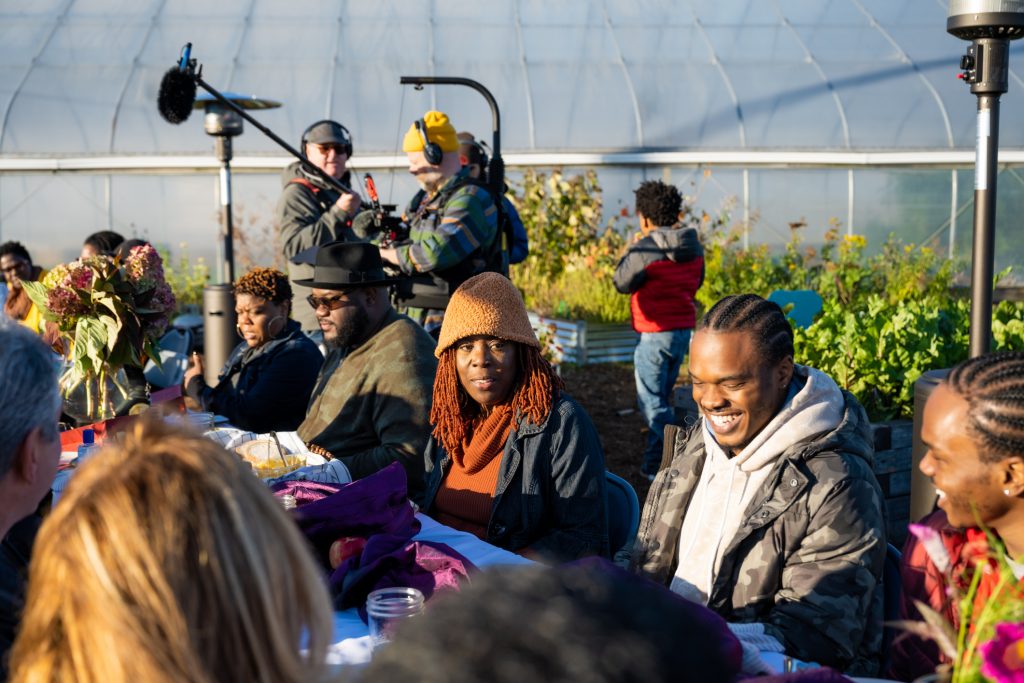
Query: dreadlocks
[[431, 343, 564, 456], [698, 294, 794, 365], [947, 351, 1024, 463]]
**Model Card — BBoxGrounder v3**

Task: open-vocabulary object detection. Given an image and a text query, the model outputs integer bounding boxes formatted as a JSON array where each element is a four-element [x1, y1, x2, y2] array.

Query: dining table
[[325, 513, 532, 666]]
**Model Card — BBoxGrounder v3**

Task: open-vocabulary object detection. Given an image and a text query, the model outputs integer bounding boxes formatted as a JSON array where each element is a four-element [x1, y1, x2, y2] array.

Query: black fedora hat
[[293, 241, 401, 290]]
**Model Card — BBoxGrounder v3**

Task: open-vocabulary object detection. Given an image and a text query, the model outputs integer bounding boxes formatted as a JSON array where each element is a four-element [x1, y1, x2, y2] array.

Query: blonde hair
[[9, 416, 337, 683]]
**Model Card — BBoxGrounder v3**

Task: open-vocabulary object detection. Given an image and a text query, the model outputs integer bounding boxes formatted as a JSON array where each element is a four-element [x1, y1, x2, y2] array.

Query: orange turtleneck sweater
[[432, 403, 514, 539]]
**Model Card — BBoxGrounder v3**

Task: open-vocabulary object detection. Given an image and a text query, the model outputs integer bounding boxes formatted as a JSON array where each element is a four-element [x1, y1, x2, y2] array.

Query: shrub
[[510, 169, 630, 324], [159, 244, 210, 313], [511, 169, 729, 324], [699, 223, 1024, 420], [510, 169, 1024, 420]]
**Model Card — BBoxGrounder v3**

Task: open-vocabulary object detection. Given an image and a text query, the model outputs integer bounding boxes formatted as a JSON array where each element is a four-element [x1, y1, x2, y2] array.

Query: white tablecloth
[[326, 513, 532, 665]]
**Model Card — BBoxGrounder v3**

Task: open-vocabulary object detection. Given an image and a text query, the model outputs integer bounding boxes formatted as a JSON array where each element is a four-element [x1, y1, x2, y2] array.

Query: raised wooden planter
[[528, 312, 638, 365], [871, 419, 913, 546]]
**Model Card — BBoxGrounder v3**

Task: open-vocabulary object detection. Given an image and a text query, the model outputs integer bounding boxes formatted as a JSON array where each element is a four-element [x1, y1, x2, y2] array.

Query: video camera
[[361, 173, 409, 247]]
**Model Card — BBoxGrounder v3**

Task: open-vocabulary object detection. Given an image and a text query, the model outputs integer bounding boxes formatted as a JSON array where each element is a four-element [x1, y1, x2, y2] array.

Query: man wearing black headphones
[[378, 110, 499, 332], [276, 119, 363, 333]]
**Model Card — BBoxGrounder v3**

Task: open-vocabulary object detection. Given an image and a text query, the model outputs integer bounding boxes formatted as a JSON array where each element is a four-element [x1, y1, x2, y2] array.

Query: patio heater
[[158, 43, 357, 385], [948, 0, 1024, 357], [908, 1, 1024, 523], [194, 92, 281, 385]]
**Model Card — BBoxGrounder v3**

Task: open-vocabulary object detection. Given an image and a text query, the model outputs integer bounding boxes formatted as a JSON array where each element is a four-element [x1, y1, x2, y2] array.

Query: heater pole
[[961, 36, 1011, 357], [970, 91, 999, 357], [215, 136, 235, 285]]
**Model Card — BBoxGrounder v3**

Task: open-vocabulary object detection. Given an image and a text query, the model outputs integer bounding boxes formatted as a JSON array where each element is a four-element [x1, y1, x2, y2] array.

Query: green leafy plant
[[160, 244, 210, 313], [510, 169, 631, 323], [22, 247, 176, 417], [511, 169, 730, 325]]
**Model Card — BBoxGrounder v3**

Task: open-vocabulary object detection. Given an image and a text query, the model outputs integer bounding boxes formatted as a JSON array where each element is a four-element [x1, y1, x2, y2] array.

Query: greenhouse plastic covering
[[0, 0, 1022, 270]]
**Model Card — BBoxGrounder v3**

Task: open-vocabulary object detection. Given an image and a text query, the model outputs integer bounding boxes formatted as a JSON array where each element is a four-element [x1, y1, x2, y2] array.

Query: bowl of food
[[234, 438, 306, 479]]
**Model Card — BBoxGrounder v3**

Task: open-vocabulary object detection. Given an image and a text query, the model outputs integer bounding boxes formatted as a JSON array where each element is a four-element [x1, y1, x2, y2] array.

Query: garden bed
[[529, 312, 638, 365]]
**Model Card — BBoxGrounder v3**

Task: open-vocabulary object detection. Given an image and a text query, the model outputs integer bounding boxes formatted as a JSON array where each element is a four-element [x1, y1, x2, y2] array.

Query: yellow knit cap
[[435, 272, 540, 358], [402, 110, 460, 155]]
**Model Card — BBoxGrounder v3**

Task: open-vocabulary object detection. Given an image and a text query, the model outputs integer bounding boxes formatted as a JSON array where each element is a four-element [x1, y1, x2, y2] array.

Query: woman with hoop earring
[[183, 268, 323, 432]]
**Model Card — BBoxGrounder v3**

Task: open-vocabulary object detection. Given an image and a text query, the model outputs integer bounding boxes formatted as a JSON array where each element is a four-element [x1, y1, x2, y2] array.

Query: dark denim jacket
[[419, 394, 608, 562], [185, 319, 323, 433]]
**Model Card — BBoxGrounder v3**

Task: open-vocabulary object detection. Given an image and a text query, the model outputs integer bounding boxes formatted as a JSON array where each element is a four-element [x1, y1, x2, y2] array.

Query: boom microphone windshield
[[157, 43, 197, 124], [156, 43, 354, 195], [158, 68, 197, 124]]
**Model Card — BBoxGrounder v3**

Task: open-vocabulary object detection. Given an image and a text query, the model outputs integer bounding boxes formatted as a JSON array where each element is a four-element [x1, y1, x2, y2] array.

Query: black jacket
[[186, 319, 323, 432]]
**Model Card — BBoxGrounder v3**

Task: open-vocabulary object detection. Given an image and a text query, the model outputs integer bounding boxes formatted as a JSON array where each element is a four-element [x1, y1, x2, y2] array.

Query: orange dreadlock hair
[[431, 343, 564, 456]]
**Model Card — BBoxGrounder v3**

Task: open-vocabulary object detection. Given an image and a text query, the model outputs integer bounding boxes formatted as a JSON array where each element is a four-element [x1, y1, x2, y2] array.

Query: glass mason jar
[[366, 587, 425, 648]]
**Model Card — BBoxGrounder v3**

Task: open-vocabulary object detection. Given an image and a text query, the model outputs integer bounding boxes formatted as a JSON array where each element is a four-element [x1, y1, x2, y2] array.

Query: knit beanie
[[435, 272, 540, 358], [402, 110, 460, 155]]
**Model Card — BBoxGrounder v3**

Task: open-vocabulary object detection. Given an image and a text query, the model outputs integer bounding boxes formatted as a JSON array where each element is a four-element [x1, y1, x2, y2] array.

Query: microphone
[[157, 43, 197, 124]]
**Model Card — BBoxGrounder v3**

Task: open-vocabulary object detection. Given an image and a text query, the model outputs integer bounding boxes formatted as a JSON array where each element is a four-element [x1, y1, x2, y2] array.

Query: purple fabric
[[273, 461, 420, 554], [272, 479, 345, 506], [272, 462, 476, 612], [341, 539, 474, 615], [743, 669, 853, 682]]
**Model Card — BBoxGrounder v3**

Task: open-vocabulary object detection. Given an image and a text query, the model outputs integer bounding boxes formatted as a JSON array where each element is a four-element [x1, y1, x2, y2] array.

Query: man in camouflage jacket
[[295, 242, 436, 497], [627, 294, 885, 676]]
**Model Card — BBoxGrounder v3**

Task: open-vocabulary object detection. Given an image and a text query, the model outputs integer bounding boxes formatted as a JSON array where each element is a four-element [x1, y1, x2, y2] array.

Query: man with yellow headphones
[[378, 111, 500, 333], [276, 119, 363, 333]]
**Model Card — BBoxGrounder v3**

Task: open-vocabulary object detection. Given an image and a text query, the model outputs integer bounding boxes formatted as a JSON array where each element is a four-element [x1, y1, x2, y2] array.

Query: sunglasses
[[306, 294, 350, 311], [312, 143, 346, 155]]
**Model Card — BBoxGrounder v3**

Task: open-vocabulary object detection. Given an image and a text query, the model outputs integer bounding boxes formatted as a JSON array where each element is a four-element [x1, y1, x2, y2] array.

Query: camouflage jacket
[[297, 308, 437, 498], [628, 390, 885, 675], [396, 167, 498, 277]]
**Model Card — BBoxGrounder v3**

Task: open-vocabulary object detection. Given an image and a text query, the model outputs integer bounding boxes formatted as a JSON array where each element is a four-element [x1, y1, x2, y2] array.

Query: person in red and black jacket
[[613, 181, 704, 478]]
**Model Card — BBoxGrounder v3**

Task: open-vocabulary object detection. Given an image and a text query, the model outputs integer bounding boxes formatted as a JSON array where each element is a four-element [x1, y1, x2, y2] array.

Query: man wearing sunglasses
[[277, 119, 364, 334], [296, 241, 436, 496]]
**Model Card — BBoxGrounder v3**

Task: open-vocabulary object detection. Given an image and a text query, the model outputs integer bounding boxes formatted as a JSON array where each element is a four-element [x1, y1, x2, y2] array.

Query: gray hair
[[0, 321, 61, 478]]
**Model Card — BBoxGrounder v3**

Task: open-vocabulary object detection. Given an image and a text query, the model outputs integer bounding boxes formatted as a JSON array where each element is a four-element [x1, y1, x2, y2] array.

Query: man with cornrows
[[888, 351, 1024, 680], [628, 294, 885, 676], [613, 180, 704, 480]]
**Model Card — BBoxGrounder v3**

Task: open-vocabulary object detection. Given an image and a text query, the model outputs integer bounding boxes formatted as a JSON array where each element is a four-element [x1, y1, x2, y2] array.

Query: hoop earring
[[268, 315, 287, 338]]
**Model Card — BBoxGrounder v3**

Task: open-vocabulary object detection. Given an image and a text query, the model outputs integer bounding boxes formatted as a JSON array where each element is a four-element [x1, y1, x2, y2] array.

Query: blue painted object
[[768, 289, 823, 329]]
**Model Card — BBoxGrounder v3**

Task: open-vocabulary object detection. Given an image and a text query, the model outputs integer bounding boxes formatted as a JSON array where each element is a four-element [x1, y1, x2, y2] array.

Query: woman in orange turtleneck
[[418, 272, 608, 562]]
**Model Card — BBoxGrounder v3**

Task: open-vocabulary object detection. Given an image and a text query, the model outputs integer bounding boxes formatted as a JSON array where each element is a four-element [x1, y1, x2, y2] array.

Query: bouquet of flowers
[[21, 244, 176, 419], [899, 523, 1024, 683]]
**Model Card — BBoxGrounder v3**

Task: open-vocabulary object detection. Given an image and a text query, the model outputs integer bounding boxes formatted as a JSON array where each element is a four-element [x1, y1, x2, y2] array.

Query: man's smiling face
[[689, 329, 793, 456]]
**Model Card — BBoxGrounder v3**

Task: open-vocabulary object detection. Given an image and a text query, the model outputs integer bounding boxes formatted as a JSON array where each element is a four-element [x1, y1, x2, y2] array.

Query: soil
[[560, 363, 680, 506]]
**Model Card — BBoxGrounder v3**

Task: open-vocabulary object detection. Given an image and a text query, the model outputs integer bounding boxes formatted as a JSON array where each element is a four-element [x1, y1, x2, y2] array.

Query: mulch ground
[[560, 363, 653, 505]]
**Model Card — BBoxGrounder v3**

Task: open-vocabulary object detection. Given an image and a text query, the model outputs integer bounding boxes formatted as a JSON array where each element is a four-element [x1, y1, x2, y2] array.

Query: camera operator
[[276, 119, 363, 333], [378, 111, 499, 335]]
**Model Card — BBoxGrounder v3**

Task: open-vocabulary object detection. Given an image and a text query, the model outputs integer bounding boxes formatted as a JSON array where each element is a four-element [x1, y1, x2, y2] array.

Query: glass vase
[[61, 365, 129, 427]]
